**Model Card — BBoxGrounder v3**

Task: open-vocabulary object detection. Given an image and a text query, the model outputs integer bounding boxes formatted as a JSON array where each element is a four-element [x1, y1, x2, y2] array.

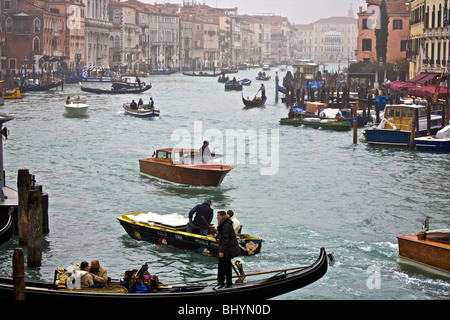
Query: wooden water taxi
[[0, 248, 329, 300], [363, 103, 442, 147], [118, 212, 262, 257], [397, 222, 450, 276], [139, 148, 233, 186]]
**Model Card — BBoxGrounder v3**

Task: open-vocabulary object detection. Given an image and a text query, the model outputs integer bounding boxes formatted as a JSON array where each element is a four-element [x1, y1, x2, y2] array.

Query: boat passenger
[[80, 261, 94, 288], [227, 210, 241, 234], [149, 97, 154, 109], [89, 259, 108, 285], [66, 96, 71, 104], [120, 269, 136, 291], [186, 199, 213, 236], [130, 99, 138, 109], [214, 211, 241, 290], [138, 98, 144, 106]]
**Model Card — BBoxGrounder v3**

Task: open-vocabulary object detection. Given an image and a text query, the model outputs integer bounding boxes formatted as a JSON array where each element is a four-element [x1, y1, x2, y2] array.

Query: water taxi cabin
[[382, 104, 441, 133], [293, 62, 320, 81], [153, 148, 206, 165]]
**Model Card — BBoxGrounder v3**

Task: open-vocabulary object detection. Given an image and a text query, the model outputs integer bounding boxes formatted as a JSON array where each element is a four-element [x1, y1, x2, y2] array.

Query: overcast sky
[[149, 0, 366, 24]]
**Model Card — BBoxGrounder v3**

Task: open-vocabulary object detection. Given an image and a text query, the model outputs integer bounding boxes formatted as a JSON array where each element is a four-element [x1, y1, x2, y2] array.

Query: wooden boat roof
[[156, 148, 199, 153]]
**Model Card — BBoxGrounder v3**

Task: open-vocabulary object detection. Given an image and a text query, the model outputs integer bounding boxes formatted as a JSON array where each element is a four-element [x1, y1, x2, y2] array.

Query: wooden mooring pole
[[17, 169, 31, 245], [13, 248, 25, 300], [27, 189, 42, 267], [353, 100, 358, 144]]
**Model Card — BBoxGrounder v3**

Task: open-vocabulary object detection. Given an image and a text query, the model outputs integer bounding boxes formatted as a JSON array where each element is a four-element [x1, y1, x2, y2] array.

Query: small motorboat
[[139, 148, 233, 186], [240, 78, 252, 86], [397, 218, 450, 276], [414, 125, 450, 152], [225, 80, 242, 91], [118, 212, 262, 257], [64, 97, 89, 116], [280, 117, 352, 131], [3, 88, 22, 100], [256, 72, 271, 81], [218, 75, 229, 83], [123, 104, 160, 118]]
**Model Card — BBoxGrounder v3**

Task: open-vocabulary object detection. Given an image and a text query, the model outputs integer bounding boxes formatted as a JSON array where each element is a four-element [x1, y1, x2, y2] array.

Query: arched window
[[33, 37, 40, 52], [113, 10, 121, 24], [34, 18, 41, 33], [6, 17, 12, 33]]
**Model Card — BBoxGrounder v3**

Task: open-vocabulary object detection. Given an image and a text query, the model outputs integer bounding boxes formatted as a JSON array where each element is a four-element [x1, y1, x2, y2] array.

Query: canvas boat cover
[[128, 212, 188, 229], [436, 125, 450, 139]]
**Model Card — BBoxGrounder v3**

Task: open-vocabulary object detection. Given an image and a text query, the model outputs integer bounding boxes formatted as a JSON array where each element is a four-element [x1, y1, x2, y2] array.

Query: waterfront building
[[1, 0, 67, 79], [409, 0, 426, 79], [357, 0, 411, 64], [47, 0, 86, 76], [82, 0, 112, 68], [422, 0, 450, 74], [314, 16, 358, 65], [291, 23, 314, 62]]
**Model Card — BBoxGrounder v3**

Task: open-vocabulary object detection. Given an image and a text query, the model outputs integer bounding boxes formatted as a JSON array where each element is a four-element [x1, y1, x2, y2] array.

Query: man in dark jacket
[[186, 199, 213, 236], [214, 211, 241, 290]]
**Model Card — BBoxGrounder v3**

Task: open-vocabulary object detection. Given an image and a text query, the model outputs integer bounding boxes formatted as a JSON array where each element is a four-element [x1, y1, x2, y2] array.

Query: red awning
[[388, 80, 417, 91], [408, 73, 439, 85], [408, 84, 450, 99]]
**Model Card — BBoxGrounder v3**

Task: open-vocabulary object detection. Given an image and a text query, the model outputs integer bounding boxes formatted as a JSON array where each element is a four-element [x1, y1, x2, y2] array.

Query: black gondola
[[20, 81, 64, 93], [182, 71, 222, 77], [0, 248, 329, 300], [0, 208, 13, 245], [80, 84, 152, 94], [148, 70, 177, 75], [242, 93, 267, 107], [218, 75, 229, 83]]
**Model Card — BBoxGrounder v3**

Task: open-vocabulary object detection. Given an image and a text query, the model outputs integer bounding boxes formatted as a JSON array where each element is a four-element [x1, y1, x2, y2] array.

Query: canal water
[[0, 68, 448, 300]]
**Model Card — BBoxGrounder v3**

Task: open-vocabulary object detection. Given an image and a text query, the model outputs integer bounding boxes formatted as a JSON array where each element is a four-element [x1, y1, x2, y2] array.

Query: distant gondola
[[80, 84, 152, 94], [242, 93, 267, 107], [20, 80, 64, 93], [148, 70, 177, 75], [182, 71, 221, 77]]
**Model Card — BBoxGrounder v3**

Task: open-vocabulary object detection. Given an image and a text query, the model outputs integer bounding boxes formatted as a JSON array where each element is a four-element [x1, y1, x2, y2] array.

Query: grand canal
[[0, 68, 448, 300]]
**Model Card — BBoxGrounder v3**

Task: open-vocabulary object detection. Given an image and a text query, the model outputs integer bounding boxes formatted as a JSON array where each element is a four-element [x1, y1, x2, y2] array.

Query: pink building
[[357, 0, 411, 63]]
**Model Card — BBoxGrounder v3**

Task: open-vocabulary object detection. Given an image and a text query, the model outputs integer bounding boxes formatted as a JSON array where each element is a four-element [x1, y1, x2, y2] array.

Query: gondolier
[[214, 211, 241, 290]]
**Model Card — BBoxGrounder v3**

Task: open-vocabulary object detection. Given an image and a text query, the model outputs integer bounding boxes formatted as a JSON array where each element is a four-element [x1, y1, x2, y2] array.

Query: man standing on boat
[[214, 211, 241, 290], [187, 199, 213, 236], [200, 140, 212, 164]]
